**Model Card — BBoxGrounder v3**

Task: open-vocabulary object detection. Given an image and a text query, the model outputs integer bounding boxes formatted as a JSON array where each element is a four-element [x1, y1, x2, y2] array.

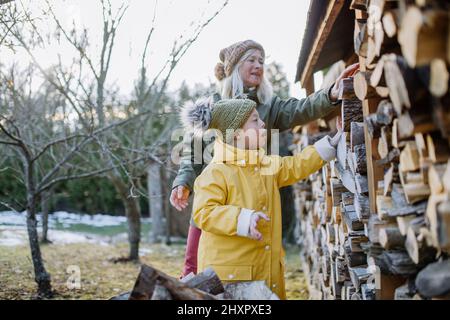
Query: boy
[[180, 98, 340, 299]]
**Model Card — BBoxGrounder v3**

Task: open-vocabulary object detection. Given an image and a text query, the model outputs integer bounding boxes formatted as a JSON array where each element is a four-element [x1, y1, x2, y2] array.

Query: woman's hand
[[170, 185, 191, 211], [330, 63, 360, 102], [249, 212, 270, 241]]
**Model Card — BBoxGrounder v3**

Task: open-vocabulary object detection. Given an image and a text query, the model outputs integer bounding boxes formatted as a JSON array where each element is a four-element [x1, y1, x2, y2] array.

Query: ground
[[0, 242, 309, 300]]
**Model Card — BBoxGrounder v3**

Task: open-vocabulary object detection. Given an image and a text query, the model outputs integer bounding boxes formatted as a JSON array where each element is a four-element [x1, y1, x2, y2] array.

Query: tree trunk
[[124, 194, 141, 261], [110, 176, 141, 261], [148, 163, 164, 244], [162, 147, 172, 245], [26, 192, 52, 297], [40, 190, 51, 244]]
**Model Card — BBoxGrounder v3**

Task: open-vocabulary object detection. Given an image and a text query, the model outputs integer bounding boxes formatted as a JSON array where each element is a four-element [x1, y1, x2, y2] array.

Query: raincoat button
[[265, 245, 270, 251], [262, 206, 267, 211], [254, 167, 259, 171], [272, 284, 277, 288], [228, 274, 234, 280]]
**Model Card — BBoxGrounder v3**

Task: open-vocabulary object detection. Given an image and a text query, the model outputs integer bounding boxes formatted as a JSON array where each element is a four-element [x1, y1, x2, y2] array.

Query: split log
[[338, 78, 357, 101], [397, 215, 418, 236], [383, 54, 411, 115], [365, 113, 382, 139], [376, 100, 395, 125], [355, 193, 370, 221], [342, 99, 364, 132], [183, 267, 225, 295], [342, 206, 364, 231], [335, 162, 357, 194], [379, 226, 405, 250], [335, 257, 348, 283], [378, 126, 390, 160], [377, 195, 393, 221], [399, 142, 420, 172], [380, 250, 420, 276], [344, 240, 367, 267], [349, 234, 369, 253], [398, 6, 449, 68], [353, 71, 377, 100], [348, 266, 371, 289], [375, 148, 400, 167], [342, 192, 355, 206], [354, 19, 368, 57], [437, 201, 450, 252], [405, 217, 437, 265], [355, 174, 369, 194], [353, 144, 367, 174], [331, 178, 346, 207], [415, 259, 450, 298], [383, 164, 394, 196], [397, 110, 436, 140], [382, 11, 397, 38], [361, 283, 376, 300], [350, 122, 365, 150], [429, 58, 449, 98]]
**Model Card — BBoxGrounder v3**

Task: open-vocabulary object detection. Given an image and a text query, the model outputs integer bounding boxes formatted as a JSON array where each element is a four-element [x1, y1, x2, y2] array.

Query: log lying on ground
[[129, 265, 220, 300]]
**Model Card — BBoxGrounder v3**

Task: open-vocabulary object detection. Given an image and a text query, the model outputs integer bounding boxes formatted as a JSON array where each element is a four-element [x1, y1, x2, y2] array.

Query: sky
[[3, 0, 323, 99]]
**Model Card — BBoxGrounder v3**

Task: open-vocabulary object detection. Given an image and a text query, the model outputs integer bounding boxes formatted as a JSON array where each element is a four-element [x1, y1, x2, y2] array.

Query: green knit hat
[[180, 98, 256, 143], [209, 99, 256, 141]]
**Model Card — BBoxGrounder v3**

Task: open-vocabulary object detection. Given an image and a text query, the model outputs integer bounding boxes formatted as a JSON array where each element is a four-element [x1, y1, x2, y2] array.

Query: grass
[[0, 242, 309, 300]]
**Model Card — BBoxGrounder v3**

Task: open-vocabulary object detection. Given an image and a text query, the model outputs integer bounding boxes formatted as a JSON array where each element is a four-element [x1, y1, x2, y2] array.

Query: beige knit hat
[[215, 40, 265, 81]]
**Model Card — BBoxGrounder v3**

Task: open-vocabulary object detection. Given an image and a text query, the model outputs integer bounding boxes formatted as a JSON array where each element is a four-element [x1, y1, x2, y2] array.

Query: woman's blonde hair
[[219, 49, 273, 105]]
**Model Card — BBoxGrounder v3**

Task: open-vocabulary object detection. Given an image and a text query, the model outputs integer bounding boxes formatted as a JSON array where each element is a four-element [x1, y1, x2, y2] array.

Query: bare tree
[[37, 0, 229, 259], [0, 0, 228, 296]]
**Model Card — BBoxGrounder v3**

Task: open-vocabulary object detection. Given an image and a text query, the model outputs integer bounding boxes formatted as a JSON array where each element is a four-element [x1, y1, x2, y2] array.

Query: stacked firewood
[[295, 0, 450, 300], [295, 80, 374, 300], [110, 265, 279, 300]]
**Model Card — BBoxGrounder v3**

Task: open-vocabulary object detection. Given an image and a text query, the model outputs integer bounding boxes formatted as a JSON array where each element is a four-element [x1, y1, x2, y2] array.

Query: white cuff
[[314, 136, 337, 162], [237, 208, 254, 237]]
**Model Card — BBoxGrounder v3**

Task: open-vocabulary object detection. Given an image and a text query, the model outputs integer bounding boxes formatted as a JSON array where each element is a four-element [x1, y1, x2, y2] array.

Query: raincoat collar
[[211, 138, 267, 166]]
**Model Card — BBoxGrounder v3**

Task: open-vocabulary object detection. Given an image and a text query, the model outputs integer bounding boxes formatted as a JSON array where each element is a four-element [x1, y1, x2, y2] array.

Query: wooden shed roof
[[295, 0, 355, 86]]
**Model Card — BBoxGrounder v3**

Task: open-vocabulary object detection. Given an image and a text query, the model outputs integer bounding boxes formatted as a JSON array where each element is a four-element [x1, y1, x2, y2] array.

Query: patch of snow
[[0, 210, 150, 228], [0, 227, 111, 246]]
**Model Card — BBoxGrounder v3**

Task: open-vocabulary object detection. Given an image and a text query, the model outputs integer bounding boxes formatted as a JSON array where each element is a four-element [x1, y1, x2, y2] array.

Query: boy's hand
[[330, 116, 344, 147], [249, 212, 270, 241]]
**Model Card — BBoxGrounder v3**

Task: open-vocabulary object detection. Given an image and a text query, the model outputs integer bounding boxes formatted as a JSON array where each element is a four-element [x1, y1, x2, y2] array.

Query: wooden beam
[[300, 0, 346, 86]]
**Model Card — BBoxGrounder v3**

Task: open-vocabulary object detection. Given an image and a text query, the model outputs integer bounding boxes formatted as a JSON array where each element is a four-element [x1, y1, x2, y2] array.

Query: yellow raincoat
[[192, 138, 327, 299]]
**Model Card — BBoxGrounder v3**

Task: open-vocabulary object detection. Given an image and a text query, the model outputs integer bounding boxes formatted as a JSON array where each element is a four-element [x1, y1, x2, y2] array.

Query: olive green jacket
[[172, 85, 339, 191]]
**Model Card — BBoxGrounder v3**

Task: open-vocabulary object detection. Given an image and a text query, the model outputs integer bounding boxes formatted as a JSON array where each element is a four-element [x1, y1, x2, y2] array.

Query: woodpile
[[295, 0, 450, 300], [110, 264, 279, 300]]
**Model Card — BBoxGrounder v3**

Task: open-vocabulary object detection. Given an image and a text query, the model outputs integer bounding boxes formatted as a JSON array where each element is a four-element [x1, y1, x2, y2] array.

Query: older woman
[[171, 40, 358, 277]]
